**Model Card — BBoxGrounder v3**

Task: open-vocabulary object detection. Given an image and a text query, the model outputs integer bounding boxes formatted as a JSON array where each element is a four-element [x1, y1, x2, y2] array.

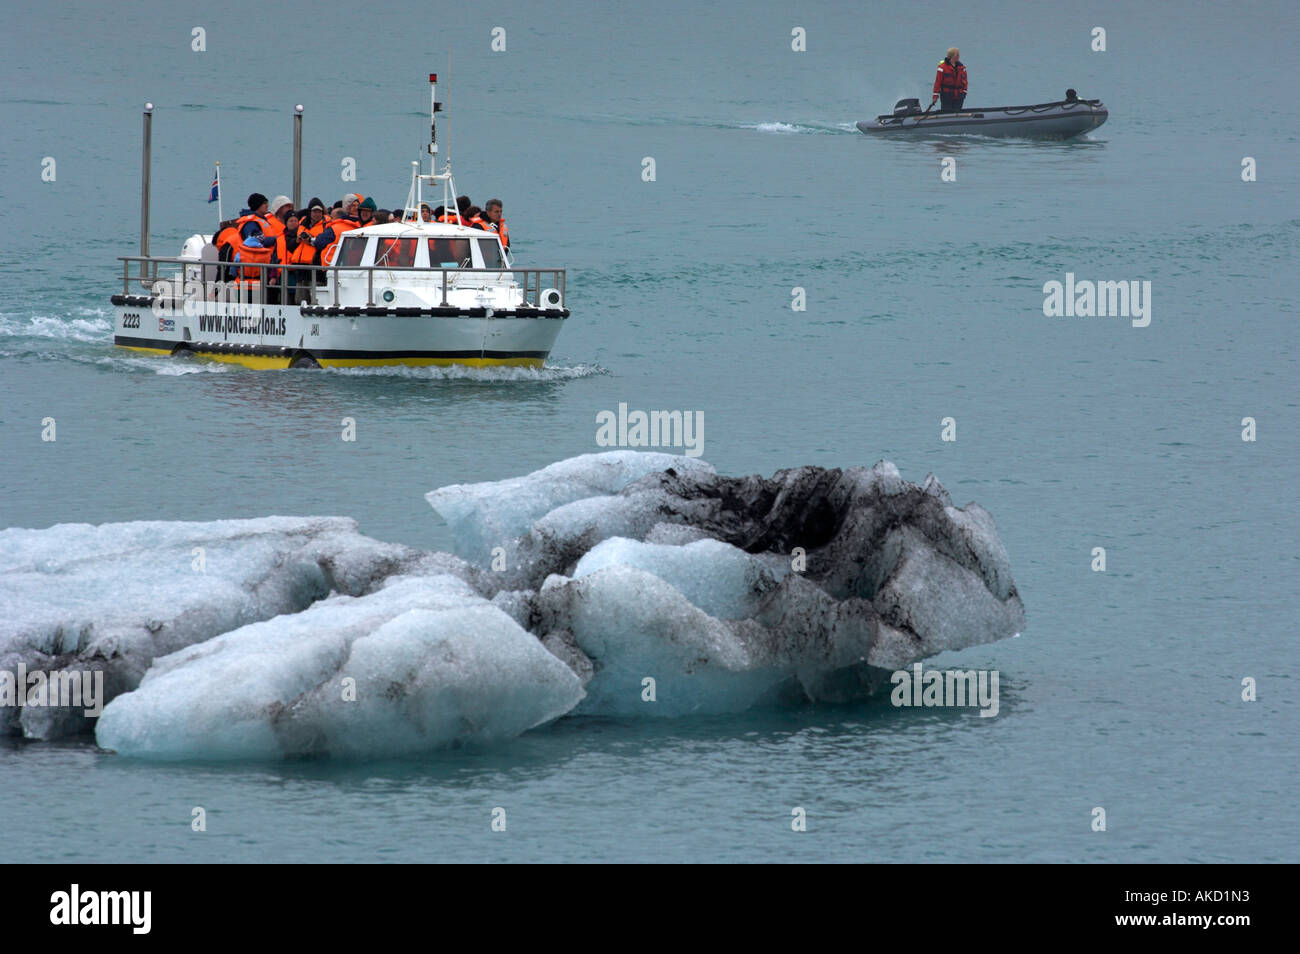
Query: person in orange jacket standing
[[484, 199, 509, 250], [932, 47, 967, 112]]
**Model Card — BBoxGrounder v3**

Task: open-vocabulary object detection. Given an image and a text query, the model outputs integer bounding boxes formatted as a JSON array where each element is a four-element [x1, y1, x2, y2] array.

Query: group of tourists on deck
[[213, 191, 510, 301]]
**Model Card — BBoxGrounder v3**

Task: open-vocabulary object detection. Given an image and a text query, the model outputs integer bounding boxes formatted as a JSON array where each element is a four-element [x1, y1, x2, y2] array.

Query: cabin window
[[476, 238, 504, 269], [338, 235, 367, 267], [427, 238, 471, 269], [375, 237, 418, 268]]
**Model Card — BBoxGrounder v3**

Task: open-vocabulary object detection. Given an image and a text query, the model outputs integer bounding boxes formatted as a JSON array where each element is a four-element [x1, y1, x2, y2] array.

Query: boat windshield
[[375, 237, 418, 268], [338, 235, 367, 267], [476, 238, 504, 269], [427, 238, 471, 268]]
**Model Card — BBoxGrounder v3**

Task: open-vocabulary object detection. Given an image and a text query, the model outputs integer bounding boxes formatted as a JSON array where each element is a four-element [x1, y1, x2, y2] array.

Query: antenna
[[428, 71, 439, 178]]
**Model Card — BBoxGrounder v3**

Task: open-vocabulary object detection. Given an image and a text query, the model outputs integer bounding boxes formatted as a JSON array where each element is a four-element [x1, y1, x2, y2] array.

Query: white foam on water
[[740, 120, 859, 135], [323, 362, 607, 382], [97, 354, 232, 374], [748, 121, 802, 134], [0, 312, 113, 342]]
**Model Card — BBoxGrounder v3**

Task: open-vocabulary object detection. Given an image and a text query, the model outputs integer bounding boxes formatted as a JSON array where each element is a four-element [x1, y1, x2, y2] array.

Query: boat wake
[[0, 310, 113, 344], [741, 120, 858, 135], [322, 362, 608, 382]]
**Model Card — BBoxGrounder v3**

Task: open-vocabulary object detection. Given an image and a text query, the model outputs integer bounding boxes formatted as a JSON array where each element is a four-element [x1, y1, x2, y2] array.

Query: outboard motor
[[893, 98, 923, 117]]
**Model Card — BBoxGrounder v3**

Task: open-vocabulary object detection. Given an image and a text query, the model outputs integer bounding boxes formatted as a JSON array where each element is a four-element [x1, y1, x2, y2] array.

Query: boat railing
[[118, 256, 566, 310]]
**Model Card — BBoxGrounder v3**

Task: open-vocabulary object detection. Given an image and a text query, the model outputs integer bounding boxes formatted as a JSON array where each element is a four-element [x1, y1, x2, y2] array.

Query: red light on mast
[[429, 73, 437, 83]]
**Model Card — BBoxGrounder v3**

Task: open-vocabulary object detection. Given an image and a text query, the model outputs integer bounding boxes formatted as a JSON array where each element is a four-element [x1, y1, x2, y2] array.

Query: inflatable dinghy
[[858, 96, 1107, 139]]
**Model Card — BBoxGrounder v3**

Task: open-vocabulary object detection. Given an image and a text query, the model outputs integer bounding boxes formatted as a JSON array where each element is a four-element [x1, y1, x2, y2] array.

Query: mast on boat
[[406, 70, 456, 223]]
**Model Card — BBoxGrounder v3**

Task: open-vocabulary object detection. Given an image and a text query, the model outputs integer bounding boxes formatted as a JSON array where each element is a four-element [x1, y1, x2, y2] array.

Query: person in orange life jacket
[[262, 195, 292, 240], [214, 219, 242, 280], [297, 198, 327, 283], [256, 199, 291, 293], [464, 205, 489, 230], [215, 194, 270, 282], [419, 203, 434, 222], [245, 193, 270, 220], [237, 193, 273, 243], [932, 47, 967, 112], [437, 196, 470, 225], [268, 210, 306, 303], [288, 209, 323, 302], [484, 199, 509, 250], [233, 222, 275, 287], [357, 196, 378, 227], [313, 194, 362, 260]]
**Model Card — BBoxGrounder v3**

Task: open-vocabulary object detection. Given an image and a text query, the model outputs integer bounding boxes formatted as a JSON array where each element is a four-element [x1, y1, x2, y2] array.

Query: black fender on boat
[[288, 351, 320, 369]]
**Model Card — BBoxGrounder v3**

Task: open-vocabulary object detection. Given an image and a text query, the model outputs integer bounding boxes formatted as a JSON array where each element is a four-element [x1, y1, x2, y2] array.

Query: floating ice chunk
[[867, 526, 1026, 670], [574, 537, 787, 620], [10, 451, 1026, 750], [0, 516, 437, 739], [426, 451, 715, 563], [95, 576, 583, 760], [540, 566, 789, 716]]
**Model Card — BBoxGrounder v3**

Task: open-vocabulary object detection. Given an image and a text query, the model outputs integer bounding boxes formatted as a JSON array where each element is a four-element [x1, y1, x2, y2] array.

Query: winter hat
[[270, 195, 293, 214], [247, 192, 268, 211], [359, 197, 377, 211], [307, 196, 325, 210]]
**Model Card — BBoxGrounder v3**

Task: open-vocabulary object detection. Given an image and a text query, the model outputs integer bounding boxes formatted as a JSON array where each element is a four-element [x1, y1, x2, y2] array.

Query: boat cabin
[[332, 222, 507, 271]]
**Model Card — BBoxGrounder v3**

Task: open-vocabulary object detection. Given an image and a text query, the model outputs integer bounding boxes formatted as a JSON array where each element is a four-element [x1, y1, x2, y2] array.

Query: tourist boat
[[111, 76, 569, 369]]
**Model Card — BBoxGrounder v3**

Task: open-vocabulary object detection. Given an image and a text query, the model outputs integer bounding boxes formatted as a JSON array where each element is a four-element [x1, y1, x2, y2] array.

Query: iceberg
[[95, 576, 583, 760], [0, 516, 458, 739], [0, 453, 1025, 757]]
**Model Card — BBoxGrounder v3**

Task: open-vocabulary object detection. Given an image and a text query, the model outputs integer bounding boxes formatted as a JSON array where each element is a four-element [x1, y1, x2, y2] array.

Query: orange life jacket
[[288, 238, 317, 266], [230, 214, 273, 281], [490, 219, 509, 249], [320, 217, 360, 269], [214, 225, 241, 279], [215, 226, 240, 262], [297, 219, 326, 269], [261, 216, 286, 240], [274, 232, 311, 270], [234, 238, 273, 284], [234, 213, 271, 234], [437, 213, 463, 225], [933, 59, 968, 96], [468, 216, 489, 231]]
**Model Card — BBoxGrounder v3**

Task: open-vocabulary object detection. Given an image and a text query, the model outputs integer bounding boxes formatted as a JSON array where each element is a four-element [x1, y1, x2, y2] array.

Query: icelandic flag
[[208, 169, 219, 204]]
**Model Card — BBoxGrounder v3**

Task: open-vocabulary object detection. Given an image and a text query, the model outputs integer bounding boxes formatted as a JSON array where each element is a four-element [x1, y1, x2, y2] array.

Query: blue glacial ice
[[0, 452, 1025, 758]]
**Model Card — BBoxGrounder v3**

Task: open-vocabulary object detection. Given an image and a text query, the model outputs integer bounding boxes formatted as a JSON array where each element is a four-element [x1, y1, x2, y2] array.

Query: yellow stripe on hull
[[316, 356, 544, 369], [116, 344, 293, 369], [114, 345, 543, 371]]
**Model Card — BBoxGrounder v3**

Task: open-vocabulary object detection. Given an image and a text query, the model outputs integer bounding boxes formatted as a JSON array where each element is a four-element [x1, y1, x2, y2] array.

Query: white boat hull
[[111, 295, 567, 369]]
